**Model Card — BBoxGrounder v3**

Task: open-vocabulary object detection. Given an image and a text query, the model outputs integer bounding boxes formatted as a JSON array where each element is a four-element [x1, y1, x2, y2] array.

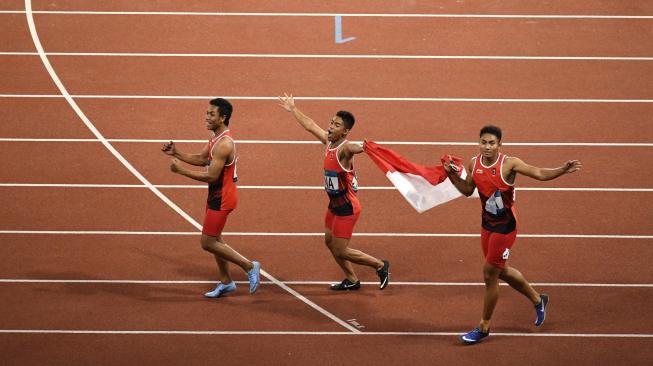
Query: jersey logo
[[484, 190, 506, 215], [502, 248, 510, 260], [492, 168, 496, 176], [476, 169, 483, 174], [324, 170, 340, 194]]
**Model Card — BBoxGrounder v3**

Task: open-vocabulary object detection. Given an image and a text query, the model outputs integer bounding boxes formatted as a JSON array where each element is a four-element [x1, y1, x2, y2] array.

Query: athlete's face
[[205, 105, 225, 131], [479, 133, 501, 161], [327, 116, 349, 142]]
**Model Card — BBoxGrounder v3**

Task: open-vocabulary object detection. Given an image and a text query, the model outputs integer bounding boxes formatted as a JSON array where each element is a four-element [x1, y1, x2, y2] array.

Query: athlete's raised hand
[[162, 140, 176, 156], [563, 160, 582, 174], [277, 93, 296, 112], [441, 154, 460, 174]]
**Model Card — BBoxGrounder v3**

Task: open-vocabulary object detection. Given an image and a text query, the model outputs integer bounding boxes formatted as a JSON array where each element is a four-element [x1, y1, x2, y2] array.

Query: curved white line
[[23, 0, 357, 334]]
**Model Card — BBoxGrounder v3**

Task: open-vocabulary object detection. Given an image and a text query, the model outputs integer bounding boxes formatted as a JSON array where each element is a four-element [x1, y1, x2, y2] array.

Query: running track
[[1, 1, 653, 365]]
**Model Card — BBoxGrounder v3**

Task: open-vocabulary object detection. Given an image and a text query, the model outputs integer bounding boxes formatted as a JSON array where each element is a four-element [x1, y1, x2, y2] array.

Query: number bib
[[484, 190, 505, 216], [324, 170, 340, 194]]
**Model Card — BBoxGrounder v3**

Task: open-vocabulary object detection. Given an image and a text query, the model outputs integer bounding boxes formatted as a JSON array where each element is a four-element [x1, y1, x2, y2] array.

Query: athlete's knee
[[483, 264, 502, 285], [200, 235, 216, 252], [329, 246, 345, 259], [324, 232, 333, 247]]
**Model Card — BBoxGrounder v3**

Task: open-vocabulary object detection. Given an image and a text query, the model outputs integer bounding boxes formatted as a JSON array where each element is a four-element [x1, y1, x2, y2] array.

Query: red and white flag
[[363, 140, 467, 213]]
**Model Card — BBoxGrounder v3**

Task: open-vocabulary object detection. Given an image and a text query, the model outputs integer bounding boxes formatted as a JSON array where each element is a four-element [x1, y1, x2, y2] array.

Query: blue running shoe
[[204, 281, 236, 298], [459, 327, 490, 345], [247, 261, 261, 294], [535, 293, 549, 326]]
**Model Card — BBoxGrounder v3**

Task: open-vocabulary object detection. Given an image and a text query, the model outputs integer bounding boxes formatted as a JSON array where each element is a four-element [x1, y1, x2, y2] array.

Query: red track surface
[[1, 1, 652, 365]]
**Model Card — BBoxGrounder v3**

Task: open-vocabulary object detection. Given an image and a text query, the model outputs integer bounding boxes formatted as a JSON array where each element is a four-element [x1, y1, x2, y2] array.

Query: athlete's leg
[[479, 262, 502, 332], [325, 230, 358, 282], [500, 265, 540, 304], [328, 236, 384, 270], [326, 212, 384, 271], [209, 235, 232, 284], [201, 234, 254, 272]]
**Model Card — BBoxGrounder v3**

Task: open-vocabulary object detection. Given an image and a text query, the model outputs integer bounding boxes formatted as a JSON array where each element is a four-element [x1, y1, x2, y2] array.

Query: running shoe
[[247, 261, 261, 294], [377, 260, 390, 290], [459, 327, 490, 345], [534, 293, 549, 326], [330, 278, 361, 291], [204, 281, 237, 298]]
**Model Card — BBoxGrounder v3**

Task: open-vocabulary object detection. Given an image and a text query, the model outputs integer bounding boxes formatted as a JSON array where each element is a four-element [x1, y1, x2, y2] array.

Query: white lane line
[[1, 183, 651, 192], [1, 137, 652, 147], [2, 10, 653, 19], [0, 329, 650, 338], [1, 279, 651, 288], [2, 94, 653, 103], [1, 230, 651, 239], [23, 0, 358, 334], [3, 51, 653, 61]]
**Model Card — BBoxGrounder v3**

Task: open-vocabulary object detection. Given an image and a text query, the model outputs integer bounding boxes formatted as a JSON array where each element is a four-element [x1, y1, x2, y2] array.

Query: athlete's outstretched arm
[[169, 139, 231, 183], [337, 141, 364, 170], [278, 93, 327, 144], [508, 157, 582, 181], [445, 157, 477, 196], [342, 141, 364, 156], [162, 140, 210, 166]]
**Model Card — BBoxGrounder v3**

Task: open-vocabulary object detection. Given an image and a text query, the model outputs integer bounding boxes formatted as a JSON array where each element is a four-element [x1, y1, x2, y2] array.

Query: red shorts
[[202, 208, 231, 237], [325, 210, 360, 239], [481, 228, 517, 269]]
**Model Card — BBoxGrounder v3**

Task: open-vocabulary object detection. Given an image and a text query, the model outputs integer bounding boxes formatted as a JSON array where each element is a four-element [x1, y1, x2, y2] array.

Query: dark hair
[[480, 125, 502, 141], [209, 98, 233, 126], [336, 110, 355, 130]]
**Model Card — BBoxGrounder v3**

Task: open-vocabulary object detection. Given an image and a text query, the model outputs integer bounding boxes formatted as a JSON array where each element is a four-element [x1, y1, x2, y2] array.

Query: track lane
[[0, 282, 345, 332], [111, 142, 653, 188], [162, 188, 653, 235], [0, 56, 59, 94], [0, 187, 197, 232], [0, 282, 650, 334], [72, 99, 653, 143], [0, 99, 95, 138], [45, 56, 653, 99], [1, 333, 651, 366], [0, 0, 22, 11], [29, 0, 653, 15], [29, 14, 653, 56], [0, 14, 34, 51], [295, 285, 653, 333], [1, 235, 651, 284], [1, 186, 650, 235], [7, 140, 649, 189], [1, 142, 142, 184]]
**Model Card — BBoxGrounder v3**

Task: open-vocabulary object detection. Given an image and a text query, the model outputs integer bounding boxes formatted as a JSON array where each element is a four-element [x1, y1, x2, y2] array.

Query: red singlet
[[206, 130, 238, 211], [323, 140, 360, 216], [472, 153, 517, 234]]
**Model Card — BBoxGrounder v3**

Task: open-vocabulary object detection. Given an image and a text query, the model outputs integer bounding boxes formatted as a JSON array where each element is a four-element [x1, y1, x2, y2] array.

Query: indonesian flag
[[363, 140, 467, 213]]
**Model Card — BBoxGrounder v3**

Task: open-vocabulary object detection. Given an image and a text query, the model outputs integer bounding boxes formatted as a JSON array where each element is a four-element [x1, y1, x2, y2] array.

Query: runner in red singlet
[[278, 93, 390, 291], [444, 125, 582, 345], [162, 98, 260, 298]]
